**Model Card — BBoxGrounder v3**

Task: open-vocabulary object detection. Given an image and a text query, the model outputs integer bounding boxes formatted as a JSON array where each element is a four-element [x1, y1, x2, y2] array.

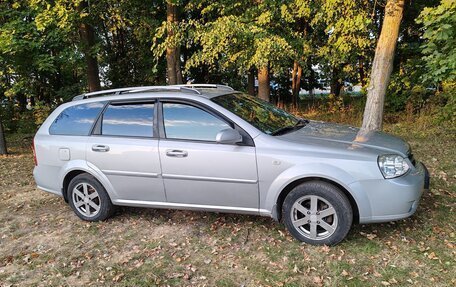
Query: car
[[32, 84, 429, 245]]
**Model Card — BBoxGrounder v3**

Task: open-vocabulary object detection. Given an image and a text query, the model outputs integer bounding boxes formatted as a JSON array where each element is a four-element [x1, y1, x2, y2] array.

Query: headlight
[[378, 155, 410, 179]]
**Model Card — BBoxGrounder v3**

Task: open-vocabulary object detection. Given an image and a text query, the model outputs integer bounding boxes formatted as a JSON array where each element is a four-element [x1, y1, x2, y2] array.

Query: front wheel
[[67, 173, 115, 221], [282, 181, 353, 245]]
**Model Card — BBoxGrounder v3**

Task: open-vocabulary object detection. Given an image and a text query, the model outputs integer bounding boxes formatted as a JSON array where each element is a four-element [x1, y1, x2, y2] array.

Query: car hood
[[278, 121, 410, 156]]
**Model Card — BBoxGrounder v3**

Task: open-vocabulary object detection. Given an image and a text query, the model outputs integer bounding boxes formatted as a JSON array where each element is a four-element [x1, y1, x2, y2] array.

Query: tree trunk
[[176, 45, 183, 84], [359, 57, 366, 87], [247, 67, 255, 96], [0, 115, 7, 155], [330, 67, 342, 97], [166, 2, 183, 85], [359, 0, 404, 134], [294, 65, 302, 109], [291, 61, 298, 108], [258, 65, 270, 102], [78, 1, 101, 92], [291, 62, 303, 109], [17, 93, 27, 111], [307, 58, 315, 98], [291, 19, 307, 109]]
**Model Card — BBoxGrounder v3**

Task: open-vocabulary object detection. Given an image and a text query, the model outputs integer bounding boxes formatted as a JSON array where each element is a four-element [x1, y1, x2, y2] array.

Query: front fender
[[261, 163, 372, 220]]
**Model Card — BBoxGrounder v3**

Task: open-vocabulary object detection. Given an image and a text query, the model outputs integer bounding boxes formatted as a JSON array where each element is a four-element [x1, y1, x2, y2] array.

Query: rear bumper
[[351, 162, 428, 224], [33, 166, 62, 196]]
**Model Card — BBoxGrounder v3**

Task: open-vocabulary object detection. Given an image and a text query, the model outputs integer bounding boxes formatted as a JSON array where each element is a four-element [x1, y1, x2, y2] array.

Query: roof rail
[[125, 86, 201, 95], [72, 84, 234, 101], [72, 86, 200, 101], [173, 84, 234, 91]]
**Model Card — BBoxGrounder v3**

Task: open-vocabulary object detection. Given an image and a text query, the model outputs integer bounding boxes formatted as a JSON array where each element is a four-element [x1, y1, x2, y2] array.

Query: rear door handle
[[92, 145, 110, 152], [166, 149, 188, 158]]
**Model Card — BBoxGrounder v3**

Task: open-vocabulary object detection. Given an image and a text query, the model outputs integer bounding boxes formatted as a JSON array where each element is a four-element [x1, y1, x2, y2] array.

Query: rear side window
[[101, 103, 154, 137], [49, 102, 105, 136]]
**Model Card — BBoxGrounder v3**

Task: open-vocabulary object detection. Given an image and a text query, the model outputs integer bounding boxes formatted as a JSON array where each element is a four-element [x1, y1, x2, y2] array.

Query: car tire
[[282, 181, 353, 246], [67, 173, 115, 221]]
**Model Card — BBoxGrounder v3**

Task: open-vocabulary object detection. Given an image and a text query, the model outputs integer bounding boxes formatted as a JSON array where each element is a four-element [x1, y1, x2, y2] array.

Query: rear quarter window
[[49, 102, 105, 136]]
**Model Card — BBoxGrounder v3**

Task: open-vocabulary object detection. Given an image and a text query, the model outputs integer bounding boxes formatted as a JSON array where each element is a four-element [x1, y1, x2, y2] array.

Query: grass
[[0, 112, 454, 286]]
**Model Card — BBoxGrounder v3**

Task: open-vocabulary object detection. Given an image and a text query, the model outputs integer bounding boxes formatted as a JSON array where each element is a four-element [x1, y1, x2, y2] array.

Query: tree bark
[[358, 57, 366, 87], [175, 45, 183, 84], [258, 65, 270, 102], [359, 0, 404, 134], [0, 115, 7, 155], [78, 1, 101, 92], [330, 66, 342, 97], [294, 65, 302, 109], [247, 67, 255, 96], [309, 64, 315, 98], [166, 2, 183, 85], [291, 62, 303, 109]]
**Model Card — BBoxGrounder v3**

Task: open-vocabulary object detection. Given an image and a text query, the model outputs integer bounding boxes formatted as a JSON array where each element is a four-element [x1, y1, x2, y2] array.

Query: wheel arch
[[274, 177, 360, 224], [59, 160, 119, 203], [62, 170, 87, 202]]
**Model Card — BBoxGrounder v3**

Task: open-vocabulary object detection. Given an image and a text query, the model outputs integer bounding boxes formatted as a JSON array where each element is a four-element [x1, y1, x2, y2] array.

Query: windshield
[[211, 93, 299, 135]]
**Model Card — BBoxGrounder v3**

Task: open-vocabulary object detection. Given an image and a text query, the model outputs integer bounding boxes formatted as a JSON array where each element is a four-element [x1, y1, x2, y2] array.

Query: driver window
[[162, 103, 230, 141]]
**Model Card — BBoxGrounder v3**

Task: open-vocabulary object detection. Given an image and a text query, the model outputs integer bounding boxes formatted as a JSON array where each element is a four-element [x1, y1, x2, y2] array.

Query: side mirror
[[216, 128, 242, 144]]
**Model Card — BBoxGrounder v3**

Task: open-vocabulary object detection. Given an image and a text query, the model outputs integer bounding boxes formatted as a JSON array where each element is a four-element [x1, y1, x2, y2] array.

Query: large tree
[[185, 1, 296, 102], [166, 1, 183, 84], [359, 0, 404, 133], [77, 1, 101, 92], [258, 65, 270, 101]]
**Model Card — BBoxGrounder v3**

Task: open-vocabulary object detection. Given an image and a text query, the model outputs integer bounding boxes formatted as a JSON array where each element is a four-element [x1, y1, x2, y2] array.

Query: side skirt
[[113, 199, 272, 217]]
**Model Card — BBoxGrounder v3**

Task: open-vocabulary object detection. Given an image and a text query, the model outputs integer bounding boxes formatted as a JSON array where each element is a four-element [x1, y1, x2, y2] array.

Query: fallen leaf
[[313, 276, 323, 286], [427, 252, 439, 260], [112, 273, 124, 282]]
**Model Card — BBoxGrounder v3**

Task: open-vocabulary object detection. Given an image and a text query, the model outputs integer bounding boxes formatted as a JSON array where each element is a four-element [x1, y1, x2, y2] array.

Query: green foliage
[[417, 0, 456, 83], [416, 0, 456, 124], [0, 0, 84, 103], [0, 0, 454, 135], [314, 0, 373, 65], [326, 93, 345, 113], [184, 1, 296, 74], [437, 81, 456, 124], [33, 100, 53, 126]]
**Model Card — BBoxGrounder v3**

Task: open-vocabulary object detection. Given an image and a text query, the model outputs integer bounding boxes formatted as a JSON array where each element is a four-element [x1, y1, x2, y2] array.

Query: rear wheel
[[282, 181, 353, 245], [67, 173, 114, 221]]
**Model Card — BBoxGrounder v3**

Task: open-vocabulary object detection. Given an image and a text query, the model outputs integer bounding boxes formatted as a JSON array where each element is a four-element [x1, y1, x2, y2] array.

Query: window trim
[[157, 98, 254, 146], [91, 99, 158, 139]]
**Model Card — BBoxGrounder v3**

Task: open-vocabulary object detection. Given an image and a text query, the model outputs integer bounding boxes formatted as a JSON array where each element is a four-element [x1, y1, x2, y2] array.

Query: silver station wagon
[[33, 84, 429, 245]]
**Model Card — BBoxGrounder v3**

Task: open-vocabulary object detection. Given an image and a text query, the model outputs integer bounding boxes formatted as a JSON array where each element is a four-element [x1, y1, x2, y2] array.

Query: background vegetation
[[0, 0, 455, 138]]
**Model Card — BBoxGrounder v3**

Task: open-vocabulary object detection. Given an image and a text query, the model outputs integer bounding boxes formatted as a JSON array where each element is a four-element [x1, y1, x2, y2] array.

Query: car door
[[86, 100, 166, 202], [158, 100, 259, 209]]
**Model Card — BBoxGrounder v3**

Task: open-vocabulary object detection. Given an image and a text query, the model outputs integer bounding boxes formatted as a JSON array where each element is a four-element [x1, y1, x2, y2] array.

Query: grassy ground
[[0, 114, 454, 287]]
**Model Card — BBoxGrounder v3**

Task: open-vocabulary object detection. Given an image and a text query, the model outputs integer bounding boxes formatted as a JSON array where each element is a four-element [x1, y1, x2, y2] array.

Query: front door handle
[[92, 145, 110, 152], [166, 149, 188, 158]]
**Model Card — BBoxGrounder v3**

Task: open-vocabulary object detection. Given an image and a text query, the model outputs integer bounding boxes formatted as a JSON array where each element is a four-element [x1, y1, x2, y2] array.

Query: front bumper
[[350, 162, 428, 224]]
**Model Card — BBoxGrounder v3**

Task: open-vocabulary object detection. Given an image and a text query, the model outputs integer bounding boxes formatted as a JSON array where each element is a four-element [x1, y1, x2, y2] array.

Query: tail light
[[32, 138, 38, 166]]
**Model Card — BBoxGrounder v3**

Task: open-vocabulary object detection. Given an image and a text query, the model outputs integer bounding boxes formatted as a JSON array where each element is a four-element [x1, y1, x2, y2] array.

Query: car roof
[[71, 84, 236, 102]]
